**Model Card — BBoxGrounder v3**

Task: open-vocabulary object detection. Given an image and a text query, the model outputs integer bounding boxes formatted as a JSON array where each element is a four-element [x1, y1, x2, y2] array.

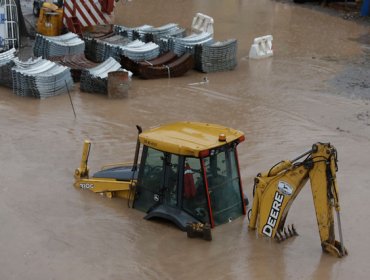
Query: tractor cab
[[75, 122, 247, 231], [132, 122, 247, 230]]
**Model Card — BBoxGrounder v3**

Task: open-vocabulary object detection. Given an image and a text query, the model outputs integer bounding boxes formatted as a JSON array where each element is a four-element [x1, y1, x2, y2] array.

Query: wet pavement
[[1, 0, 370, 279]]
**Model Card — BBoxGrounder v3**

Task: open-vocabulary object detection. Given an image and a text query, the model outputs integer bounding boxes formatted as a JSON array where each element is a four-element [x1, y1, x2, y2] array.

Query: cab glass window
[[182, 157, 210, 224], [134, 147, 164, 212], [204, 146, 243, 225]]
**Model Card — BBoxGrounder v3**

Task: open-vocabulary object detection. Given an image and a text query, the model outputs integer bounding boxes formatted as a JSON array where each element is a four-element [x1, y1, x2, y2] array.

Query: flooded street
[[1, 0, 370, 279]]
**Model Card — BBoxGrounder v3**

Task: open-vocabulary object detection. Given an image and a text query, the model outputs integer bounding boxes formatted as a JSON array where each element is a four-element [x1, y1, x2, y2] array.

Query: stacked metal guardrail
[[120, 51, 194, 79], [113, 24, 154, 40], [12, 57, 73, 98], [121, 51, 178, 75], [194, 39, 238, 72], [49, 54, 99, 82], [163, 32, 213, 56], [80, 57, 130, 94], [0, 48, 16, 88], [114, 24, 186, 53], [132, 23, 185, 43], [33, 32, 85, 59], [123, 41, 159, 62], [139, 53, 195, 79], [84, 31, 114, 62], [84, 32, 160, 63], [96, 35, 132, 61], [84, 34, 132, 62], [148, 26, 186, 55]]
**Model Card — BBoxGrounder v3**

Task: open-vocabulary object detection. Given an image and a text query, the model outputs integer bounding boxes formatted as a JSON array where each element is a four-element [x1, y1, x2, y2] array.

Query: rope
[[165, 64, 171, 79]]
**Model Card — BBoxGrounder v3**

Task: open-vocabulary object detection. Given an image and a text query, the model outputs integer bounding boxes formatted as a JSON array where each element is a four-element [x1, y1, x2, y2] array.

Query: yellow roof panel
[[139, 122, 245, 157]]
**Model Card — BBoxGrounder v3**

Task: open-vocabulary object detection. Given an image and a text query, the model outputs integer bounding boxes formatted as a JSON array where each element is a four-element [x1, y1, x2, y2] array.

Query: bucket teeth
[[282, 229, 286, 241], [284, 224, 299, 238], [287, 225, 293, 237], [275, 231, 283, 243], [291, 224, 299, 236], [279, 229, 286, 241], [283, 227, 289, 239], [275, 224, 298, 243]]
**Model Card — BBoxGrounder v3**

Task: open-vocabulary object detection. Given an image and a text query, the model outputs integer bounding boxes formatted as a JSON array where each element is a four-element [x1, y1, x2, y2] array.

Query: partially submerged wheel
[[202, 224, 212, 241], [186, 223, 212, 241]]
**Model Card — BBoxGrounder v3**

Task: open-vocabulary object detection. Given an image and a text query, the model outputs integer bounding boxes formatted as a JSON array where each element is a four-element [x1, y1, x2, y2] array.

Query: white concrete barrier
[[191, 13, 214, 35], [249, 35, 273, 59]]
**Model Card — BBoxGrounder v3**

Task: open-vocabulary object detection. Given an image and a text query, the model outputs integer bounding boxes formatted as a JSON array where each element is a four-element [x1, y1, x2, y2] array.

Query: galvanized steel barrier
[[84, 31, 160, 63], [115, 23, 185, 43], [34, 32, 85, 59], [49, 53, 99, 82], [80, 57, 131, 94], [164, 32, 213, 56], [0, 47, 15, 87], [12, 57, 73, 98], [194, 39, 238, 73], [120, 51, 178, 75], [84, 33, 132, 62], [139, 53, 194, 79]]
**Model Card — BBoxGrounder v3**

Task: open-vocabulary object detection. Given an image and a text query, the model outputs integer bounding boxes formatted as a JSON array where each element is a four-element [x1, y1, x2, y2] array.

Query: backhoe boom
[[248, 143, 347, 257]]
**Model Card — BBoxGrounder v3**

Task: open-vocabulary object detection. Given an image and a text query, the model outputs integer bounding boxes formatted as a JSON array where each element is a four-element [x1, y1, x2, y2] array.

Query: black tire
[[33, 4, 40, 17], [187, 230, 195, 238], [186, 224, 195, 238], [203, 226, 212, 241]]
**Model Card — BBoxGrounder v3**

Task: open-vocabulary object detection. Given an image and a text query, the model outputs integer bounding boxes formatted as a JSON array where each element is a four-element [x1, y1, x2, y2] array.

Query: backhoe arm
[[74, 140, 91, 180], [248, 159, 309, 238], [308, 143, 346, 257], [248, 143, 347, 257]]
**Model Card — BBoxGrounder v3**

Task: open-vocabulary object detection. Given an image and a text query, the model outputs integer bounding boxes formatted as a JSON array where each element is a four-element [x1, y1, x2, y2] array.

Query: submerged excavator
[[75, 122, 248, 230], [74, 121, 347, 257]]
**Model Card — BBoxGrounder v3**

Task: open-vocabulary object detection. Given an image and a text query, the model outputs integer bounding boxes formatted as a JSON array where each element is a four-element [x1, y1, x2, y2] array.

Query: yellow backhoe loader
[[75, 122, 247, 230], [248, 142, 347, 257], [74, 122, 347, 257]]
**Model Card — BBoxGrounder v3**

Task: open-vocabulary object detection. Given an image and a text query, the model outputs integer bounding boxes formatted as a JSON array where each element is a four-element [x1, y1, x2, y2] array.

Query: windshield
[[133, 147, 164, 212], [133, 144, 244, 227], [203, 145, 244, 225], [181, 157, 210, 224]]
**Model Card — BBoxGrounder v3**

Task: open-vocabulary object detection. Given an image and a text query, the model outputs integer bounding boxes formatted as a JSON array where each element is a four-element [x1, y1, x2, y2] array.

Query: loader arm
[[74, 140, 91, 179], [248, 143, 347, 257], [74, 140, 134, 199]]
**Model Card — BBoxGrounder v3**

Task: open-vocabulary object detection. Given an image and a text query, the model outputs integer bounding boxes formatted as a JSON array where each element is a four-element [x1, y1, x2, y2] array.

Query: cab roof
[[139, 121, 245, 157]]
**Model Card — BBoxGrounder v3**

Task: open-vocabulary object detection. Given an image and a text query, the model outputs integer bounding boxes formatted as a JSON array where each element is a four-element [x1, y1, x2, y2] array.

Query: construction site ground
[[1, 0, 370, 279]]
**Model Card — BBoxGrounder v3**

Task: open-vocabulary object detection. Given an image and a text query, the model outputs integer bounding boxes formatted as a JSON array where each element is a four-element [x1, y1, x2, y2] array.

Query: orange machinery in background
[[36, 2, 63, 36], [37, 0, 116, 36]]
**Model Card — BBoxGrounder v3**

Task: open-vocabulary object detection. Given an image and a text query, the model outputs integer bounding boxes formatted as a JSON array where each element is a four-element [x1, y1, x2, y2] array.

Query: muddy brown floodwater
[[1, 0, 370, 279]]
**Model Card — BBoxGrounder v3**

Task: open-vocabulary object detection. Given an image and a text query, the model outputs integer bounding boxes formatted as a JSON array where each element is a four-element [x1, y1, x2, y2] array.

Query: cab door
[[203, 145, 245, 226], [181, 157, 211, 225], [133, 146, 180, 211], [133, 146, 164, 212], [162, 153, 180, 207]]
